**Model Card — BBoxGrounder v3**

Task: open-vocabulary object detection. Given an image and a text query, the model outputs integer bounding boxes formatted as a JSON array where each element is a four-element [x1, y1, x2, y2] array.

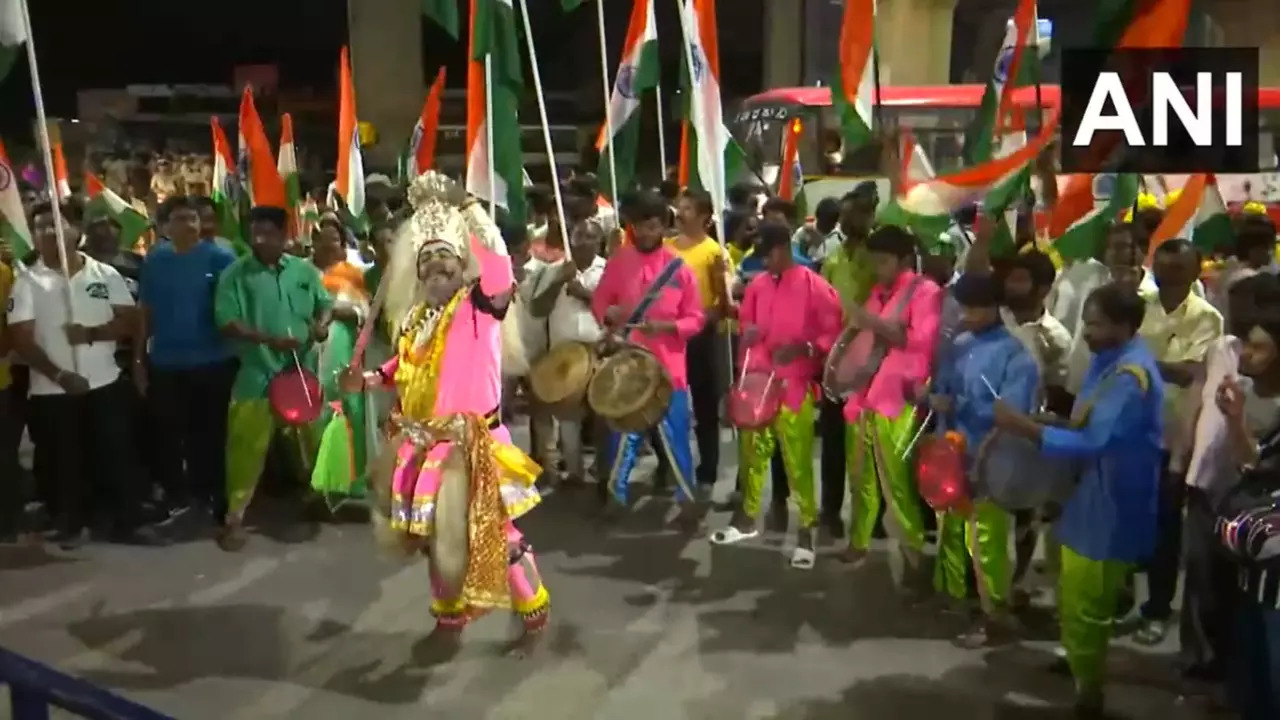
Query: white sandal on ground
[[789, 546, 816, 570], [709, 526, 759, 545]]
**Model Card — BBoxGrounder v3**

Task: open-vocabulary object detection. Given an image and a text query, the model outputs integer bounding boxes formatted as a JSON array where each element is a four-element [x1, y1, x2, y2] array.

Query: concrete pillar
[[1209, 0, 1280, 85], [762, 0, 803, 90], [877, 0, 957, 85], [347, 0, 425, 168]]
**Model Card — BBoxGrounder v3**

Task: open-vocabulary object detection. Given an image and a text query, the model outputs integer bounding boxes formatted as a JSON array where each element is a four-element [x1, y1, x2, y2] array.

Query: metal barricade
[[0, 646, 174, 720]]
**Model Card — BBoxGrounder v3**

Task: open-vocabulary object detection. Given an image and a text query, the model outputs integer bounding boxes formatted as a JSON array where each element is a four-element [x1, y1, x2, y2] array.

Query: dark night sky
[[0, 0, 763, 141]]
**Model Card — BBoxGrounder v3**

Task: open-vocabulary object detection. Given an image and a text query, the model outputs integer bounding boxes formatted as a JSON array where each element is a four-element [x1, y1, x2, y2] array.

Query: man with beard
[[592, 190, 705, 524], [994, 283, 1163, 718], [338, 172, 548, 657]]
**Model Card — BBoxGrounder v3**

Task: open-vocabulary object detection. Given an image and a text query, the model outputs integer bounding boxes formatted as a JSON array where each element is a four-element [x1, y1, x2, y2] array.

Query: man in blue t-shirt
[[134, 195, 237, 524]]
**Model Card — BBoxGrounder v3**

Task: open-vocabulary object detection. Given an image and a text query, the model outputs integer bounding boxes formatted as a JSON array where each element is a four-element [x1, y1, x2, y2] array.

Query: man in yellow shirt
[[1133, 238, 1223, 647], [665, 188, 734, 496], [0, 258, 17, 540]]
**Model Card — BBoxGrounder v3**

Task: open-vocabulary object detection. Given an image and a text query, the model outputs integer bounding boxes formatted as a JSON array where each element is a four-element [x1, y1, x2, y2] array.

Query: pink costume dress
[[374, 252, 548, 631]]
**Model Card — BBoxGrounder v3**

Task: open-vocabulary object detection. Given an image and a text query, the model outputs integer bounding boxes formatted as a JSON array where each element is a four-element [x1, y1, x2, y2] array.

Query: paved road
[[1, 426, 1201, 719]]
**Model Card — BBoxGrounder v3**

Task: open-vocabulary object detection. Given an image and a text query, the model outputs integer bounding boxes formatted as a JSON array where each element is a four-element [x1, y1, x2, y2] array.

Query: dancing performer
[[338, 173, 548, 654], [709, 221, 842, 568], [839, 225, 942, 590], [214, 206, 332, 551], [930, 273, 1039, 645], [993, 283, 1162, 717], [591, 191, 705, 518]]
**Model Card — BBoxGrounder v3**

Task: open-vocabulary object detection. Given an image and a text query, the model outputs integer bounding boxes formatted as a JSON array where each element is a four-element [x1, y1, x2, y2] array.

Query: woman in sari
[[310, 225, 373, 505]]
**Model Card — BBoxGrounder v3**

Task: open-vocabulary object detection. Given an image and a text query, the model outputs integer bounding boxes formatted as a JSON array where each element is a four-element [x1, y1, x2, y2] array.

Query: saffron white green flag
[[0, 136, 31, 257], [0, 0, 27, 83], [1189, 175, 1233, 253], [1053, 173, 1139, 261], [85, 173, 150, 250], [677, 0, 728, 217], [465, 0, 526, 222], [830, 0, 877, 153], [596, 0, 660, 201]]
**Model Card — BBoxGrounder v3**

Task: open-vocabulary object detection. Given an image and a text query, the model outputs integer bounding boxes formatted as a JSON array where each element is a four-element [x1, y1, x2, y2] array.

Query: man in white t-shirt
[[541, 221, 607, 484], [5, 201, 160, 548]]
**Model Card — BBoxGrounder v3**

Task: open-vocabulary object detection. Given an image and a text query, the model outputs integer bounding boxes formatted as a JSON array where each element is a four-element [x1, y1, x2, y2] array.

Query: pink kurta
[[843, 269, 943, 422], [738, 265, 843, 411], [591, 243, 705, 389]]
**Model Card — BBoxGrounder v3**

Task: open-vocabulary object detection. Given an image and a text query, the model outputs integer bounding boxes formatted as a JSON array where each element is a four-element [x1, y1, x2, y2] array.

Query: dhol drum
[[822, 324, 884, 400], [268, 363, 324, 426], [726, 349, 782, 430], [587, 344, 672, 433], [973, 430, 1078, 511], [823, 276, 921, 401], [915, 430, 971, 513], [529, 341, 597, 419]]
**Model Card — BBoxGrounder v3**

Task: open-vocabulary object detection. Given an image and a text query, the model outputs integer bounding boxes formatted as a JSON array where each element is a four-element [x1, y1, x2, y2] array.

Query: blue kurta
[[1043, 337, 1164, 563], [936, 323, 1040, 467]]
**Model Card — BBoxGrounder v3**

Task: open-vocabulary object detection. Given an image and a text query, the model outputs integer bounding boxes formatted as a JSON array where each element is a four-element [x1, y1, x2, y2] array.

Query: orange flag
[[237, 87, 286, 209]]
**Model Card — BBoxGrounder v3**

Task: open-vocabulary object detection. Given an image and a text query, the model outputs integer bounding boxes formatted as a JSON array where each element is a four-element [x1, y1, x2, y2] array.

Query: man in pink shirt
[[839, 225, 942, 590], [709, 221, 843, 568], [592, 192, 705, 519]]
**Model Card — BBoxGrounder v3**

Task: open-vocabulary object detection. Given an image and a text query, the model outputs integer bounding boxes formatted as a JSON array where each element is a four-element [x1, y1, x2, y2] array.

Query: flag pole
[[594, 0, 620, 215], [654, 84, 669, 173], [18, 0, 77, 342], [485, 56, 497, 217], [518, 0, 569, 241]]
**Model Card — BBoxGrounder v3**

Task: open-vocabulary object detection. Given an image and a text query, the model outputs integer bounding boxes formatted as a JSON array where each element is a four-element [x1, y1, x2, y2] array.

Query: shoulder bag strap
[[625, 256, 686, 326], [888, 275, 923, 322]]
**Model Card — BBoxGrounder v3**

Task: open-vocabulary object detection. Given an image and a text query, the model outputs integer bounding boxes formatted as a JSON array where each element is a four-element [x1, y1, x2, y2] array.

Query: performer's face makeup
[[418, 247, 463, 305]]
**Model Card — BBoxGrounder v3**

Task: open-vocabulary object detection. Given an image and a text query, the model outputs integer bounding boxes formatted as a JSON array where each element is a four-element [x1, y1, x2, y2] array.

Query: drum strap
[[886, 275, 923, 321], [625, 257, 686, 326]]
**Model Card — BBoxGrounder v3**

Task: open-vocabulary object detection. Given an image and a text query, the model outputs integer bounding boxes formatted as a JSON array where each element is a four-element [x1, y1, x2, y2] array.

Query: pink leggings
[[429, 520, 550, 631]]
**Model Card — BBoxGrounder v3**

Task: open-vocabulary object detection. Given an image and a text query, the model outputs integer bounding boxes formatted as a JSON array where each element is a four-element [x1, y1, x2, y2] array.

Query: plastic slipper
[[709, 526, 759, 545], [789, 546, 816, 570]]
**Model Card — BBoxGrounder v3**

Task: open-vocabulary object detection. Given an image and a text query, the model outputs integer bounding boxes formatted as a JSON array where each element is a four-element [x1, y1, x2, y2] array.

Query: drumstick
[[738, 348, 751, 390], [287, 329, 315, 409], [897, 409, 934, 460], [753, 371, 776, 416], [980, 373, 1000, 399]]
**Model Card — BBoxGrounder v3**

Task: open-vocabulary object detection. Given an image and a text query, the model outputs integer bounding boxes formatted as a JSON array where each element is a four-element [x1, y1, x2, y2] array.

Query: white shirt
[[1001, 306, 1073, 389], [548, 256, 606, 346], [516, 258, 552, 357], [6, 255, 134, 395]]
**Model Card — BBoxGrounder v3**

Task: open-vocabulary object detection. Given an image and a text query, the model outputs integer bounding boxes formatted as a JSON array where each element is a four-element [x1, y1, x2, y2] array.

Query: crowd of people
[[4, 142, 1280, 715]]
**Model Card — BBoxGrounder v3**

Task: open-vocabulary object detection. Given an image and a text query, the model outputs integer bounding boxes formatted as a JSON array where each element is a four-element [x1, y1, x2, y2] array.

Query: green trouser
[[934, 500, 1012, 613], [739, 390, 818, 527], [846, 405, 925, 552], [1059, 545, 1130, 698], [226, 398, 319, 522]]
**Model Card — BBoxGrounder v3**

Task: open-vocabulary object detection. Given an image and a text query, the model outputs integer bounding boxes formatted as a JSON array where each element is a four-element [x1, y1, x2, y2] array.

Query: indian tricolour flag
[[401, 67, 447, 181], [1147, 173, 1233, 257], [278, 112, 302, 240], [831, 0, 877, 152], [595, 0, 659, 201], [84, 173, 150, 250], [1051, 173, 1139, 261], [336, 46, 367, 230], [879, 110, 1060, 236], [210, 117, 243, 249], [972, 1, 1042, 212], [0, 0, 26, 83], [465, 0, 526, 222], [677, 0, 728, 218], [0, 136, 31, 257], [51, 141, 70, 199]]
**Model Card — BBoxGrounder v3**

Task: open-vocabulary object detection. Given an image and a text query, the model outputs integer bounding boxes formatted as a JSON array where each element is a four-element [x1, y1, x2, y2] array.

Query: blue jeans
[[1233, 602, 1280, 719]]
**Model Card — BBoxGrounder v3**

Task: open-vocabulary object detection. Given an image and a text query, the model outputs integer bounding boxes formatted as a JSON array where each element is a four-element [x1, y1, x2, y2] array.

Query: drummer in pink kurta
[[838, 225, 942, 587], [591, 191, 705, 517], [710, 221, 842, 569]]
